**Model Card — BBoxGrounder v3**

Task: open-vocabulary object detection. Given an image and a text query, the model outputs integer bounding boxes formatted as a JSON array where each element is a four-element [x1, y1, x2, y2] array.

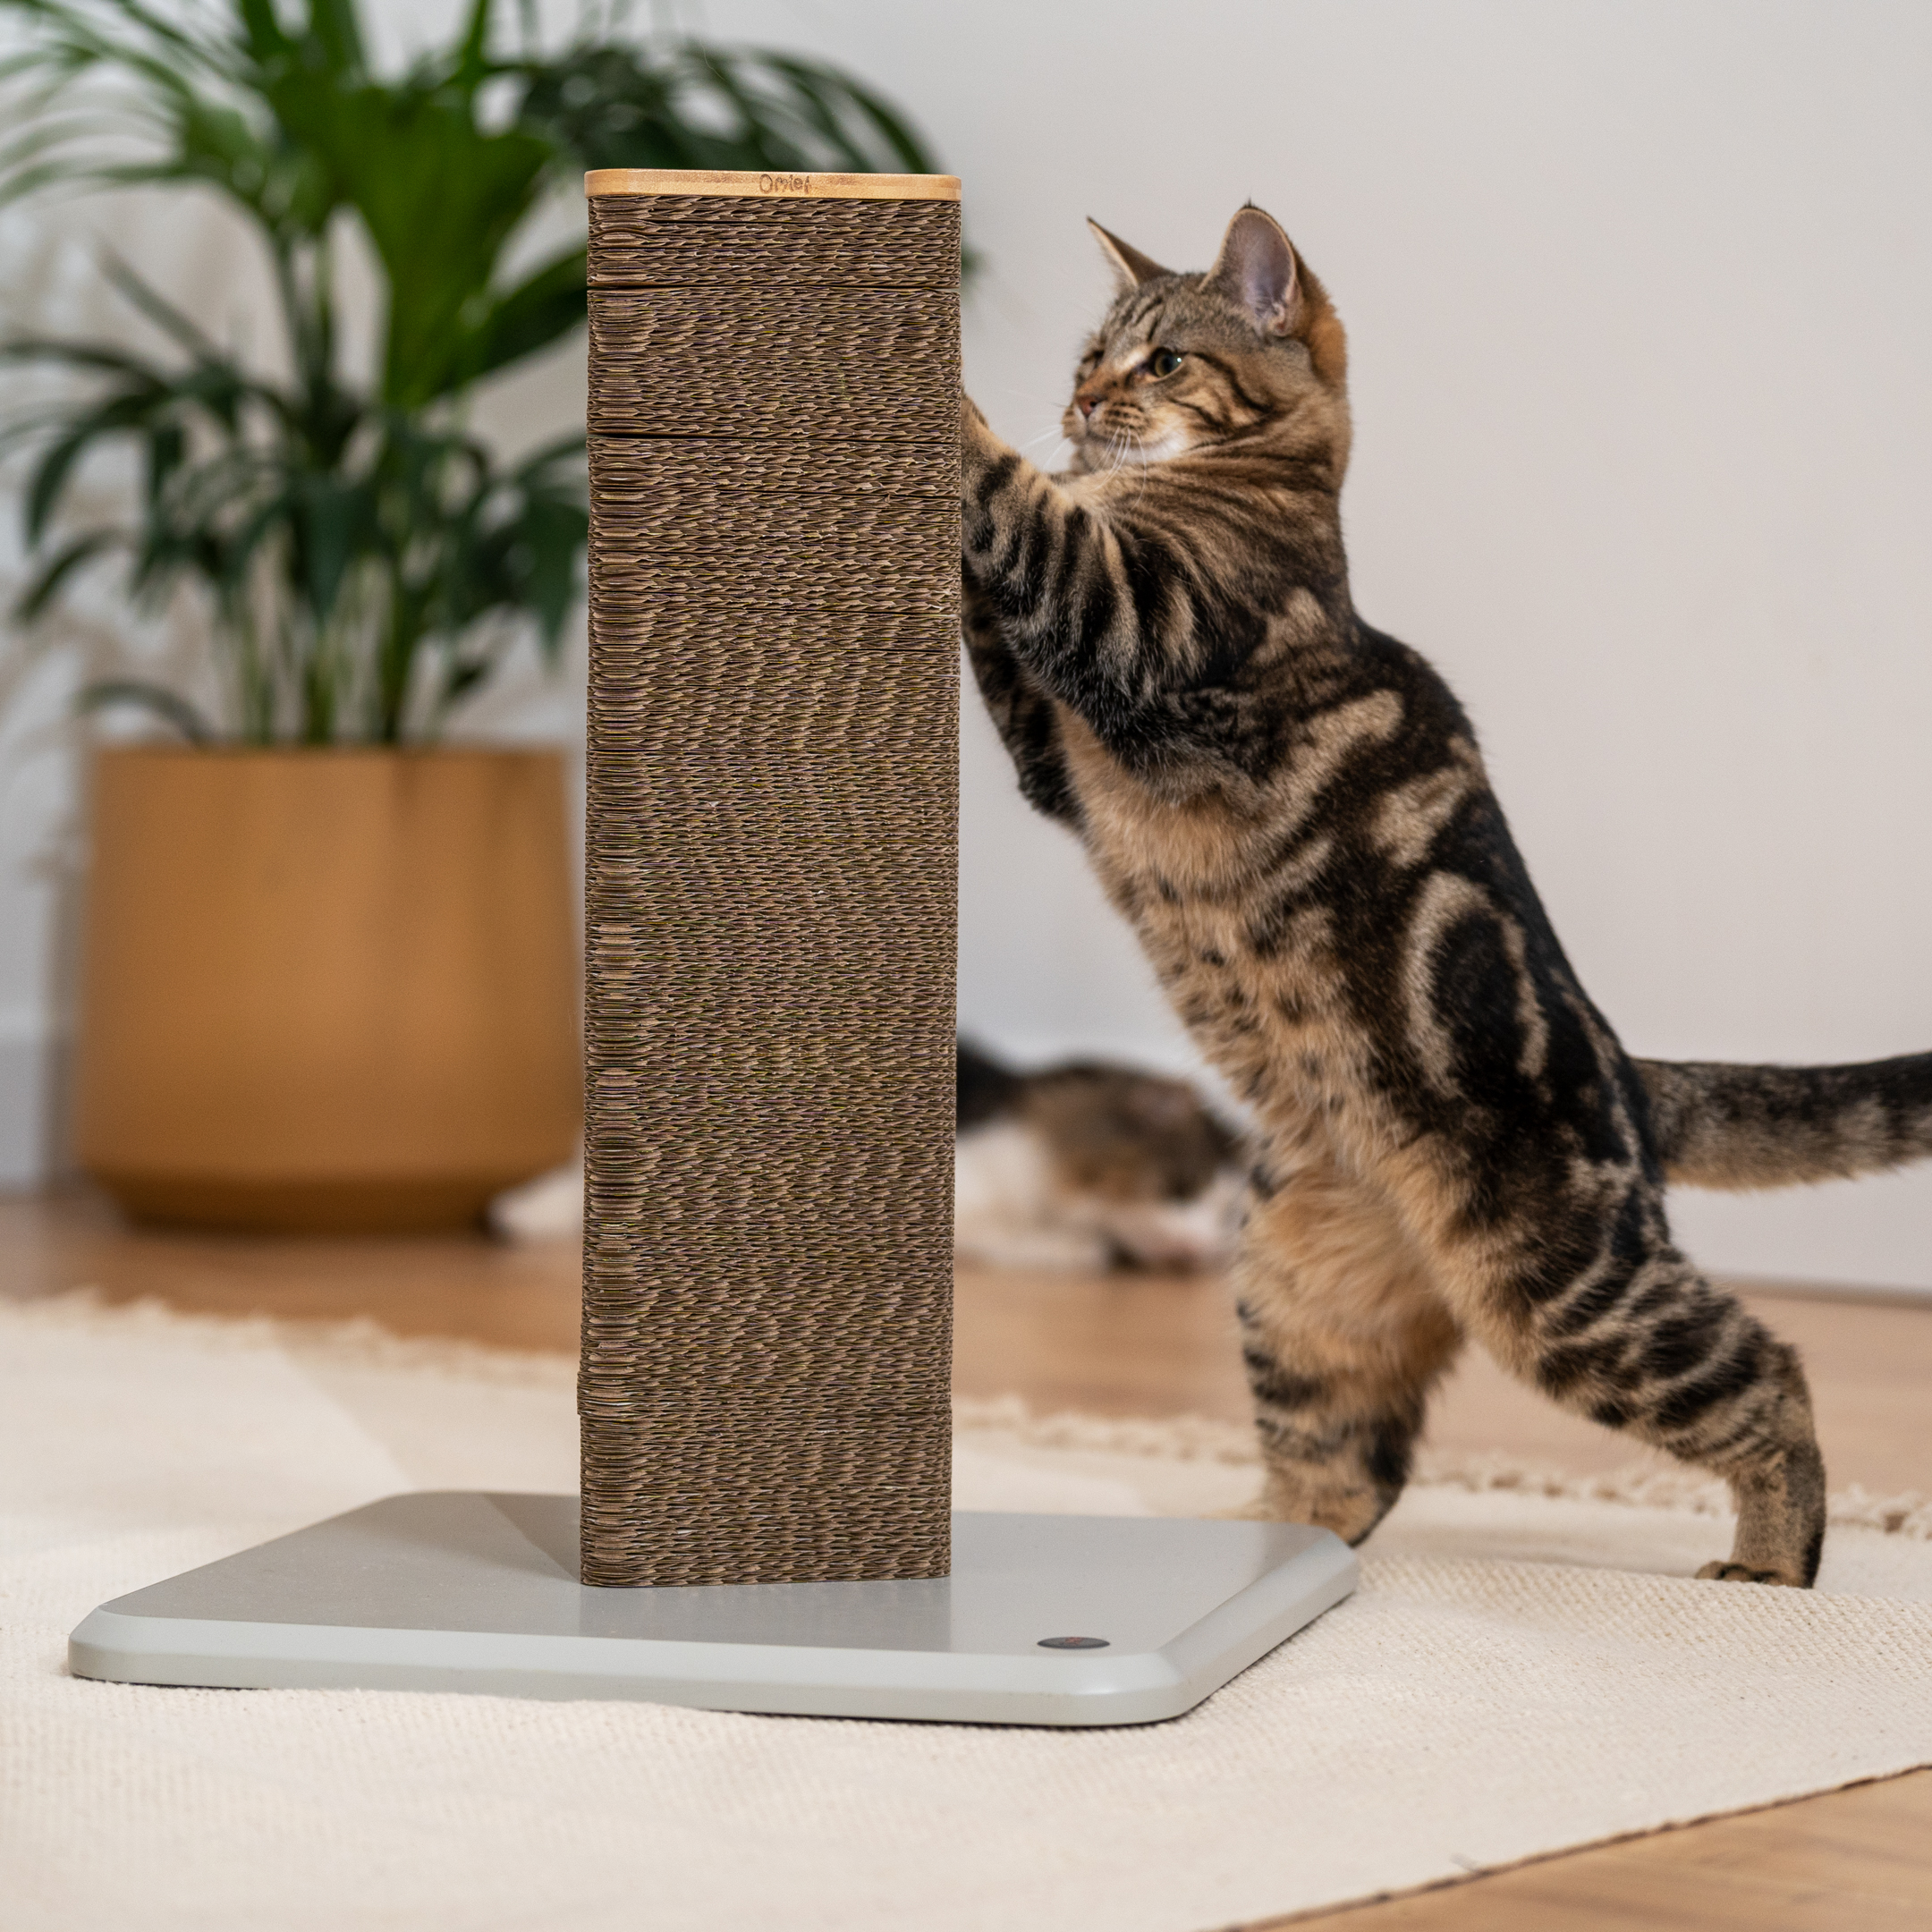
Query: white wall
[[2, 1, 1928, 1290]]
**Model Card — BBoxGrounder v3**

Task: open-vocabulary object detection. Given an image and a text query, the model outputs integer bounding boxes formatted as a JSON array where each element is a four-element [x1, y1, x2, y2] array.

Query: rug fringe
[[6, 1286, 577, 1386], [13, 1289, 1929, 1539], [950, 1394, 1932, 1541]]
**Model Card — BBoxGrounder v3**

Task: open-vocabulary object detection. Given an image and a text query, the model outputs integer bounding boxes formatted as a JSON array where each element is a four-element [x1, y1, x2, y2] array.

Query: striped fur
[[957, 205, 1927, 1587], [1639, 1055, 1932, 1189]]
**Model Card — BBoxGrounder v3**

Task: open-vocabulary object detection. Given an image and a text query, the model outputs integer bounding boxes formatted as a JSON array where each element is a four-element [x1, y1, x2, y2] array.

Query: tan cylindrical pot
[[73, 745, 580, 1233]]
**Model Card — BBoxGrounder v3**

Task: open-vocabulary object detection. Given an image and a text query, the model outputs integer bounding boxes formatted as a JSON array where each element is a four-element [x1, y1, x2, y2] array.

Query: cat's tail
[[1635, 1053, 1932, 1189]]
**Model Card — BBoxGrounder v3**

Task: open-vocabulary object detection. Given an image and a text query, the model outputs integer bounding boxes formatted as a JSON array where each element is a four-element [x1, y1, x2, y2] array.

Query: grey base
[[68, 1494, 1357, 1726]]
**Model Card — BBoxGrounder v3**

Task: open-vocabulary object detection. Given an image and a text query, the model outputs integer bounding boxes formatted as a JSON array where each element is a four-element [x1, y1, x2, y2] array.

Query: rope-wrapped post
[[580, 170, 962, 1588]]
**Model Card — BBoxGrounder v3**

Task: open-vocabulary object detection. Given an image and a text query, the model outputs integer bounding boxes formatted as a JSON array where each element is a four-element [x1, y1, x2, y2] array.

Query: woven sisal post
[[580, 170, 962, 1588]]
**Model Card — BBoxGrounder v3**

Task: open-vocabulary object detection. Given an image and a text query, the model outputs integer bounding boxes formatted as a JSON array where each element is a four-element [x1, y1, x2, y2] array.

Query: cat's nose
[[1076, 389, 1101, 419]]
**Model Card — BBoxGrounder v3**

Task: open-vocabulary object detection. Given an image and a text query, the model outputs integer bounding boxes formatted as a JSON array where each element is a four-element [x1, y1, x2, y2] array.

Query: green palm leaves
[[1, 0, 943, 741]]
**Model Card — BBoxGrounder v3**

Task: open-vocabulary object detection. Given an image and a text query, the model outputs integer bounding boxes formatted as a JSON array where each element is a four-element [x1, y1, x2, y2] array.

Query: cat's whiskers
[[1092, 428, 1164, 499], [1102, 432, 1134, 483]]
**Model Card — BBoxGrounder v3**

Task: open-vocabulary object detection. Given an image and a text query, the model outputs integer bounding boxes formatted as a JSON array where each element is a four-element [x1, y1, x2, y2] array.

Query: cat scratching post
[[579, 170, 961, 1586], [65, 172, 1354, 1725]]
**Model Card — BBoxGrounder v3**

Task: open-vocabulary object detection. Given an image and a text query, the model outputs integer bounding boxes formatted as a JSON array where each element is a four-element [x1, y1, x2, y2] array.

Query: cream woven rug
[[5, 1293, 1932, 1932]]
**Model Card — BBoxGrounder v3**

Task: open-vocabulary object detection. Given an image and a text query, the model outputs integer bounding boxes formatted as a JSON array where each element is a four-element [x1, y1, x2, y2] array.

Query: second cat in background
[[493, 1040, 1244, 1274], [953, 1040, 1242, 1274]]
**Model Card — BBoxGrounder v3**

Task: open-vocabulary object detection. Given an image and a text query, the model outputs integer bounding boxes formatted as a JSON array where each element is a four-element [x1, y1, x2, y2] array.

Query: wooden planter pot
[[73, 745, 580, 1233]]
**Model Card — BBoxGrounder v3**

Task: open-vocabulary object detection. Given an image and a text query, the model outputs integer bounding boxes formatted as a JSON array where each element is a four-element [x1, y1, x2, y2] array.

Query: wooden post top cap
[[586, 168, 959, 202]]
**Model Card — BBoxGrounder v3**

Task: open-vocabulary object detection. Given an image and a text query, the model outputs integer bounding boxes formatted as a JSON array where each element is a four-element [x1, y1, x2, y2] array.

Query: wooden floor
[[4, 1186, 1928, 1928]]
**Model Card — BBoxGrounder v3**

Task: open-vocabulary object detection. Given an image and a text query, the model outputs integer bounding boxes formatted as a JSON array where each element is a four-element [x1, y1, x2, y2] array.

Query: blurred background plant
[[0, 0, 943, 743]]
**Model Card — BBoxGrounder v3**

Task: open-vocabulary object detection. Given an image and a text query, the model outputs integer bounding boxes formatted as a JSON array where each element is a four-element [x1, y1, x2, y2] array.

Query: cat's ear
[[1205, 204, 1348, 383], [1088, 219, 1171, 293], [1204, 205, 1301, 336]]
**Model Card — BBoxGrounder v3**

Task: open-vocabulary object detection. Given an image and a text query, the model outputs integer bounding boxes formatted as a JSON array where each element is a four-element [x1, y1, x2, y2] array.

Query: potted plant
[[1, 0, 943, 1231]]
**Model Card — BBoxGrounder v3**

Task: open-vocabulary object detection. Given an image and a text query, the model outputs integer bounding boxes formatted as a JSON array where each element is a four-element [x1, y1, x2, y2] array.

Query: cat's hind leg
[[1233, 1157, 1462, 1544], [1562, 1260, 1825, 1586], [1419, 1175, 1826, 1586]]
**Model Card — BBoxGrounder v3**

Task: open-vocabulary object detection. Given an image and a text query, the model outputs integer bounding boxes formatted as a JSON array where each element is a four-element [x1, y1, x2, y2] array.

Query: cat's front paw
[[958, 393, 1006, 478]]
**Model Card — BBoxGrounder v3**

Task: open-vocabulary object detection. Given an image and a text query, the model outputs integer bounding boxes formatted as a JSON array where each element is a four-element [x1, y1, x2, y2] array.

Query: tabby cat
[[958, 204, 1932, 1586]]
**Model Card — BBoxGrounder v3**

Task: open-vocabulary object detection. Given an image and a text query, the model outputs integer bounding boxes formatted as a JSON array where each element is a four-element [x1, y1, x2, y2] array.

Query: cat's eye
[[1148, 349, 1183, 378]]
